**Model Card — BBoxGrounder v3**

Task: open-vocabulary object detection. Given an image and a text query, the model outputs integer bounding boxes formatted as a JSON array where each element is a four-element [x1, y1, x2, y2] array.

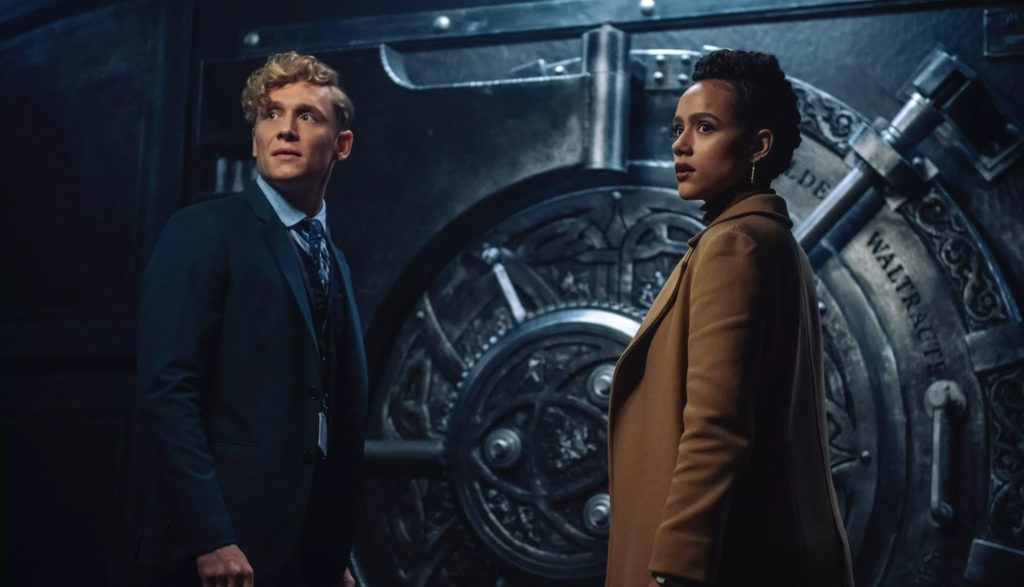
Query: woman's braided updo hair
[[691, 49, 802, 184]]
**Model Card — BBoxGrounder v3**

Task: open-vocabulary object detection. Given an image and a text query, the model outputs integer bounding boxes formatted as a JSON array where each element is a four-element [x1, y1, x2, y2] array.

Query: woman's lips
[[675, 163, 694, 182]]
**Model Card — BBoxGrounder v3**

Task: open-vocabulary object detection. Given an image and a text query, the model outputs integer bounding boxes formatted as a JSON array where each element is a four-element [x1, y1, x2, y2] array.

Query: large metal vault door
[[321, 23, 1024, 586]]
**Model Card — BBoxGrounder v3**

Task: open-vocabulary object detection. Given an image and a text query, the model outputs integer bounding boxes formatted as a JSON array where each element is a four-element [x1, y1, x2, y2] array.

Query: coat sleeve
[[136, 208, 237, 559], [649, 226, 765, 582]]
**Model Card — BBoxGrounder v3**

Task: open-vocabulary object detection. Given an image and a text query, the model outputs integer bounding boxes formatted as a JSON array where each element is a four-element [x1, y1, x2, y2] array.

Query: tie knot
[[307, 218, 324, 239]]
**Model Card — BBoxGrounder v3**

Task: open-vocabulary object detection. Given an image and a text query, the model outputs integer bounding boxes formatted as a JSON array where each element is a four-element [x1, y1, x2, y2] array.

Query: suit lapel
[[243, 185, 318, 347], [329, 240, 369, 421]]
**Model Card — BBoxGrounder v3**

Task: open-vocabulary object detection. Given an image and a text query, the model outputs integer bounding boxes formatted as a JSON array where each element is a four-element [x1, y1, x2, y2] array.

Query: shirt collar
[[256, 175, 328, 229]]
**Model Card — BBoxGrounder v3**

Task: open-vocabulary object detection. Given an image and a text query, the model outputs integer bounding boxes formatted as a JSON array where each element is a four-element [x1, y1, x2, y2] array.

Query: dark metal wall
[[2, 1, 1023, 585]]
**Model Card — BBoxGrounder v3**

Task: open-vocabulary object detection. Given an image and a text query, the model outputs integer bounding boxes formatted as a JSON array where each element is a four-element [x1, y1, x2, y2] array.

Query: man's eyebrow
[[260, 101, 327, 115], [294, 103, 328, 116]]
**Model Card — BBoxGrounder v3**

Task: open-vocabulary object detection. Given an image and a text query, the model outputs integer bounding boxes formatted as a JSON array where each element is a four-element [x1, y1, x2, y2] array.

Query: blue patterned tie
[[300, 218, 331, 292], [296, 218, 331, 457]]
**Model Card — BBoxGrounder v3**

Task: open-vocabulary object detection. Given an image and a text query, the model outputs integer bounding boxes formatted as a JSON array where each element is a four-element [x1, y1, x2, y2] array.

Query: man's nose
[[276, 117, 299, 140]]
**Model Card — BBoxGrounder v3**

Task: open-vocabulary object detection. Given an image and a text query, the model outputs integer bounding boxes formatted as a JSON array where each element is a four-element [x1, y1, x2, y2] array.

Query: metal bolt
[[924, 379, 967, 417], [677, 73, 689, 84], [655, 54, 666, 65], [587, 364, 616, 405], [484, 428, 523, 469], [553, 64, 567, 75], [243, 32, 260, 47], [653, 71, 665, 83], [818, 301, 827, 315], [680, 54, 689, 64], [433, 15, 451, 32], [583, 494, 611, 534], [611, 190, 623, 200], [481, 246, 500, 265], [415, 310, 425, 320], [931, 503, 954, 525], [639, 0, 656, 17], [859, 450, 872, 464]]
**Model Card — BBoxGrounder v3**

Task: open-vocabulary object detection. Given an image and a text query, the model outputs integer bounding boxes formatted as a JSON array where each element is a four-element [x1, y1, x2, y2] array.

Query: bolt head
[[243, 32, 260, 47], [639, 0, 656, 16], [433, 15, 451, 32], [483, 428, 522, 468], [481, 246, 500, 264], [583, 494, 611, 534]]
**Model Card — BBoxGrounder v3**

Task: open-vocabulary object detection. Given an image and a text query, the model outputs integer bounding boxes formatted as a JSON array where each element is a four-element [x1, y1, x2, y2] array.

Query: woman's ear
[[751, 128, 774, 162]]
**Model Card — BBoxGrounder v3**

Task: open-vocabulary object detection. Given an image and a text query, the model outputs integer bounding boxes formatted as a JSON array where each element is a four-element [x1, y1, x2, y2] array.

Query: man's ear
[[336, 130, 354, 161], [751, 128, 774, 162]]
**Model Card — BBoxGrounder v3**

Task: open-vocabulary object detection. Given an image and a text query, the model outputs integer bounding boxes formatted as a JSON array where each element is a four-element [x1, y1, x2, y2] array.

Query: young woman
[[606, 50, 854, 587]]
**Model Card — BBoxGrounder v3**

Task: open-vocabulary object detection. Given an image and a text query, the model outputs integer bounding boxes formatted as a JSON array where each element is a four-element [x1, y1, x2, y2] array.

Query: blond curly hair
[[241, 51, 354, 130]]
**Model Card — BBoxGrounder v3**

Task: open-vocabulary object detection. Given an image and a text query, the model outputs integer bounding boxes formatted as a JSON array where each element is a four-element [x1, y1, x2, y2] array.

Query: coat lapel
[[609, 191, 790, 413], [243, 185, 318, 347], [619, 247, 692, 360]]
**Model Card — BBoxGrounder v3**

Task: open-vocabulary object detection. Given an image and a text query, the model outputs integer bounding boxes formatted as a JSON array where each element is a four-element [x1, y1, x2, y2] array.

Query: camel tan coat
[[606, 192, 854, 587]]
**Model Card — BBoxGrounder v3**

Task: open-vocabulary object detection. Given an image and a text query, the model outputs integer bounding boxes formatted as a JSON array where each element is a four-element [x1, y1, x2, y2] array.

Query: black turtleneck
[[699, 186, 772, 224]]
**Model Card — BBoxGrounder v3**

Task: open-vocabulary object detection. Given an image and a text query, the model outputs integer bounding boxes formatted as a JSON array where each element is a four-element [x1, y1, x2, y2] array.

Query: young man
[[135, 52, 367, 587]]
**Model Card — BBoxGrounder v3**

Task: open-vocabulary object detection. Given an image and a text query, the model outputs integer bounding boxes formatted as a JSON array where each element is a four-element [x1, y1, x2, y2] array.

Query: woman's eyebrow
[[689, 112, 722, 123], [672, 112, 724, 125]]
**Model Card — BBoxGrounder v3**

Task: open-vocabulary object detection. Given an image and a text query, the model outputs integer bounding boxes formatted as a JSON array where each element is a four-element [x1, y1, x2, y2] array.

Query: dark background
[[2, 1, 1023, 585]]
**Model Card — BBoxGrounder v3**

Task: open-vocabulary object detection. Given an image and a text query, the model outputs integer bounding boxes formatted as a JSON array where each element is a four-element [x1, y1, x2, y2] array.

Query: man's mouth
[[273, 149, 301, 157]]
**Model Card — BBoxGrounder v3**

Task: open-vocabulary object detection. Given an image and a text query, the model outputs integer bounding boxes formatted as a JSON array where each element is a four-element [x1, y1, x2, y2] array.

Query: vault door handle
[[924, 379, 966, 527]]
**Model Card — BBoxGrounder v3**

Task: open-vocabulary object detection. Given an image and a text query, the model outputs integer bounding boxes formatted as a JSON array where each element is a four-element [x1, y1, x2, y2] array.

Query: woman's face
[[671, 80, 752, 202]]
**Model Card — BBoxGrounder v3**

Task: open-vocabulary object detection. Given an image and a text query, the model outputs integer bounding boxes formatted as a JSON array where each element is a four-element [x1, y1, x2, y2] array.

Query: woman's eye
[[672, 127, 683, 138], [697, 122, 713, 133]]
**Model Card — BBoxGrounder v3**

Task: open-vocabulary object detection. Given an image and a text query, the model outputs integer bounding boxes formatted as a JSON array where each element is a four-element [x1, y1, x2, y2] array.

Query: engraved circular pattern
[[447, 308, 639, 578]]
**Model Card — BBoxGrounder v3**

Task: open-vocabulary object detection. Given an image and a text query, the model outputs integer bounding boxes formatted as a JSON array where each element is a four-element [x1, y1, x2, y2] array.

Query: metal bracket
[[796, 50, 979, 261]]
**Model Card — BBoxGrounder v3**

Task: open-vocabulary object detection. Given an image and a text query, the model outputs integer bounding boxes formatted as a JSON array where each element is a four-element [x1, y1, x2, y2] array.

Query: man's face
[[252, 81, 353, 196]]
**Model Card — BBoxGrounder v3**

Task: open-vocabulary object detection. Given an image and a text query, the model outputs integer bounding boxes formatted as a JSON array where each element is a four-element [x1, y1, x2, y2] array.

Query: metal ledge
[[239, 0, 968, 55]]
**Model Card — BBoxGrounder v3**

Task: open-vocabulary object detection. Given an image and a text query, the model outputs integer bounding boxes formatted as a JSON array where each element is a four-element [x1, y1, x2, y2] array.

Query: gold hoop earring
[[749, 159, 757, 185]]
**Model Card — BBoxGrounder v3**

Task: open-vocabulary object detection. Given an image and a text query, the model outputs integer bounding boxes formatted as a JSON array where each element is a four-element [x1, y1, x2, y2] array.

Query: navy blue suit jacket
[[134, 182, 367, 572]]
